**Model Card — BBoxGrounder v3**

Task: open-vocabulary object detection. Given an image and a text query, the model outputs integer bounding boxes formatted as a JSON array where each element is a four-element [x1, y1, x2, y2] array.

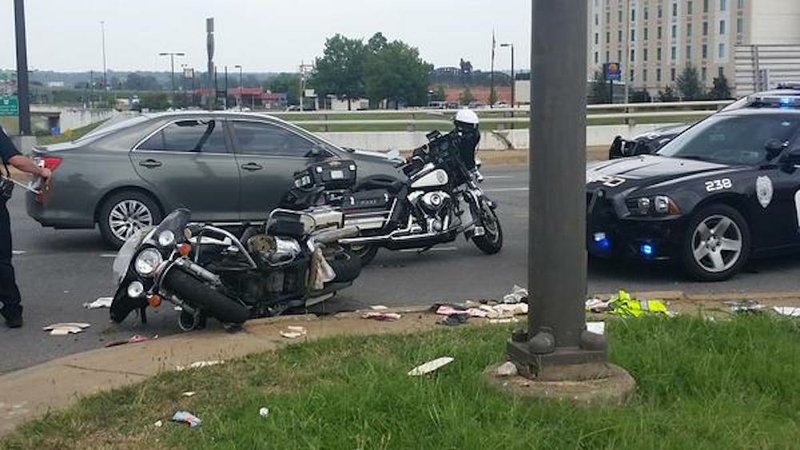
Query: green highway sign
[[0, 96, 19, 117]]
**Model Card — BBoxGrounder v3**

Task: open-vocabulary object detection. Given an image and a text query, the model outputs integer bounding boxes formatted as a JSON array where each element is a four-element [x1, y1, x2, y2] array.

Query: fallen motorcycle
[[109, 205, 361, 330]]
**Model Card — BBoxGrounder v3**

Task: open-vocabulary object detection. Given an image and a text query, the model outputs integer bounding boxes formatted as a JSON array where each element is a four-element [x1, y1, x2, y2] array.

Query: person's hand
[[39, 167, 52, 179]]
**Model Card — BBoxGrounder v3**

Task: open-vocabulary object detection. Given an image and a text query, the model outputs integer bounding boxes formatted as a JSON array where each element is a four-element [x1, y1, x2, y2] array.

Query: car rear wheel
[[681, 204, 750, 282], [99, 191, 162, 249]]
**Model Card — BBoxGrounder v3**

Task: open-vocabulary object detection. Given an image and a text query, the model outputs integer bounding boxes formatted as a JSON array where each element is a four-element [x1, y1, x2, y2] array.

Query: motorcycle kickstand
[[417, 245, 435, 255]]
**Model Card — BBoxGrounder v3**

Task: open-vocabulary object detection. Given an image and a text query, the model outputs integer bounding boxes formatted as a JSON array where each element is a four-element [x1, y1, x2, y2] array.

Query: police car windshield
[[658, 114, 800, 165]]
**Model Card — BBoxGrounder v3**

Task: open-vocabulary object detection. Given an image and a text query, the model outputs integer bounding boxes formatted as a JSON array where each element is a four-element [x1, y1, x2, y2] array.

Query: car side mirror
[[766, 138, 787, 156], [780, 146, 800, 166], [308, 145, 326, 159]]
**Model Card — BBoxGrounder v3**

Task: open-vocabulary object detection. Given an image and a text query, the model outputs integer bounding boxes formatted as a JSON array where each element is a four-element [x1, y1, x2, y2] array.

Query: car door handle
[[241, 162, 263, 171], [139, 159, 162, 168]]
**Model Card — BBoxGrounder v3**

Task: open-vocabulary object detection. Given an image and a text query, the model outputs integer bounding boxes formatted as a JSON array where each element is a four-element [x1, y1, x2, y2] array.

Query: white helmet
[[454, 109, 480, 128]]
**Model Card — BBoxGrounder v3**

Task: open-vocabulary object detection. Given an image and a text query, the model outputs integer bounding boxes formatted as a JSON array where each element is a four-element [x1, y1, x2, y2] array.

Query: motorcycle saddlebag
[[304, 160, 358, 190], [341, 189, 392, 212]]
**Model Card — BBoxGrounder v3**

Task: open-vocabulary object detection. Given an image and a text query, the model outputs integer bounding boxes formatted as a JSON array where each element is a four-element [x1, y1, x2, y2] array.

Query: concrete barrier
[[318, 122, 683, 152]]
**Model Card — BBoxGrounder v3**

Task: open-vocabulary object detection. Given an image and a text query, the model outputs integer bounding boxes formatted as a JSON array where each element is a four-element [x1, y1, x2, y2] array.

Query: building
[[588, 0, 800, 97]]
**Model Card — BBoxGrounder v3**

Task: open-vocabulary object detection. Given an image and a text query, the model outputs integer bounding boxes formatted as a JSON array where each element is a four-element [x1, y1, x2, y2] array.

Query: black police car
[[587, 85, 800, 281]]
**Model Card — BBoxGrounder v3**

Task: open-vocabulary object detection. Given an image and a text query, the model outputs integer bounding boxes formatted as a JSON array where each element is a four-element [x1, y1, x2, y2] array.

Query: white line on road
[[100, 254, 118, 258], [484, 187, 529, 192], [12, 250, 25, 255], [483, 175, 516, 179], [400, 246, 458, 253]]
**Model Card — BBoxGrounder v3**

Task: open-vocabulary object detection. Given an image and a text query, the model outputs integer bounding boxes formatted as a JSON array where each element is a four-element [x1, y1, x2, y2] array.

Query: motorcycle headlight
[[628, 195, 681, 216], [127, 281, 145, 298], [158, 230, 176, 247], [134, 248, 163, 277]]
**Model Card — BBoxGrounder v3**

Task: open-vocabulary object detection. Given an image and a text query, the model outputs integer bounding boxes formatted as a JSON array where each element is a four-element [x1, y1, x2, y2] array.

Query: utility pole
[[101, 21, 107, 90], [501, 43, 515, 107], [234, 65, 243, 110], [206, 18, 215, 110], [490, 30, 496, 107], [624, 0, 631, 104], [13, 0, 31, 136], [298, 61, 314, 111], [224, 65, 229, 109], [159, 52, 185, 105], [507, 0, 608, 377]]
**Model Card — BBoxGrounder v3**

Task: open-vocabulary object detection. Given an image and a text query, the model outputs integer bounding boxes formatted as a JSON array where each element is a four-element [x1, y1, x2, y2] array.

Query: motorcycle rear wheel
[[348, 244, 379, 266], [163, 268, 250, 325]]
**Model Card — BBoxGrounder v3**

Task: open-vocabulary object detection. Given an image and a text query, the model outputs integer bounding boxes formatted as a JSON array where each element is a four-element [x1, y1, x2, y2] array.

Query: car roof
[[721, 85, 800, 112], [142, 110, 293, 125]]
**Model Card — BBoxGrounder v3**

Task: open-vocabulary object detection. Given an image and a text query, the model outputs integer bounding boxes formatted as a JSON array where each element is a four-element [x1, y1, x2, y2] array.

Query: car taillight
[[41, 156, 62, 171]]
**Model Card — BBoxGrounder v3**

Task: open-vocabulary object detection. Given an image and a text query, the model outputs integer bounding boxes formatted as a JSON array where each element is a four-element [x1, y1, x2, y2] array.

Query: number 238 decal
[[705, 178, 733, 192]]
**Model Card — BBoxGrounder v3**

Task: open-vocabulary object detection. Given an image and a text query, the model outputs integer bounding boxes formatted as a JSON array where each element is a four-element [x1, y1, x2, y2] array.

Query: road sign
[[0, 96, 19, 117], [604, 62, 622, 81], [184, 68, 194, 79]]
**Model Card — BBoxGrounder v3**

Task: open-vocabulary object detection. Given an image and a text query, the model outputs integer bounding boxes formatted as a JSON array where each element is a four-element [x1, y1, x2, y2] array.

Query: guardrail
[[273, 100, 735, 131]]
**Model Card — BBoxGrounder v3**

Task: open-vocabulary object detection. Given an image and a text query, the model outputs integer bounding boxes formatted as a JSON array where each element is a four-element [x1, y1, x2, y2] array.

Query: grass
[[4, 316, 800, 449], [35, 120, 108, 146]]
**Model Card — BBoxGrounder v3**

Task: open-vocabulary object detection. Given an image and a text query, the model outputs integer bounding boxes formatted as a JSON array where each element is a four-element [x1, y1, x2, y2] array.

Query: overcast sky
[[0, 0, 530, 73]]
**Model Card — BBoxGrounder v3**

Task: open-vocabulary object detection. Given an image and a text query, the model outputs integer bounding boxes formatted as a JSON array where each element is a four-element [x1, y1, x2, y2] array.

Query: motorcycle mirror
[[387, 148, 401, 159]]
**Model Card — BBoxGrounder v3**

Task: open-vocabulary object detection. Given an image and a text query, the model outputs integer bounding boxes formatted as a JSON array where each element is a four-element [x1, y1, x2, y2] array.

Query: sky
[[0, 0, 530, 74]]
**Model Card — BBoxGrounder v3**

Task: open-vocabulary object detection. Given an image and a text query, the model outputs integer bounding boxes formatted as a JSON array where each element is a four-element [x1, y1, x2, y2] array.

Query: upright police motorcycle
[[336, 110, 503, 264]]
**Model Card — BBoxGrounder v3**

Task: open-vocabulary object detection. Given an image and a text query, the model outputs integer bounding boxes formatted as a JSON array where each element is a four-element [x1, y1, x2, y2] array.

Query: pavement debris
[[104, 334, 158, 348], [43, 323, 90, 336], [606, 290, 670, 317], [725, 300, 764, 315], [496, 361, 518, 377], [181, 391, 196, 397], [408, 357, 454, 376], [370, 305, 389, 310], [176, 360, 225, 371], [154, 420, 163, 428], [585, 297, 612, 313], [438, 314, 468, 326], [502, 285, 528, 304], [259, 407, 270, 418], [171, 411, 202, 428], [586, 321, 606, 335], [773, 306, 800, 317], [280, 326, 308, 339], [82, 297, 113, 309], [361, 311, 402, 321]]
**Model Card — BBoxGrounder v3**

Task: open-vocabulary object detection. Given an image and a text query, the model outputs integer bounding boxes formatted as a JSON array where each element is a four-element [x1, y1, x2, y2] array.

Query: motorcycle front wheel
[[162, 268, 250, 325], [472, 201, 503, 254]]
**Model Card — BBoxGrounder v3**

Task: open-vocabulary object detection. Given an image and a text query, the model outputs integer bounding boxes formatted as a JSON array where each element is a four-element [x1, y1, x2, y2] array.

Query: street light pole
[[159, 52, 185, 105], [501, 43, 515, 107], [13, 0, 31, 136], [507, 0, 608, 377], [234, 65, 243, 110], [101, 21, 107, 90]]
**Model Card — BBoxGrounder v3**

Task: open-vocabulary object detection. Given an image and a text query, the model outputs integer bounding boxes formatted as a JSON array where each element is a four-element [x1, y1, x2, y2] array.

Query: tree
[[125, 73, 161, 91], [658, 85, 679, 102], [708, 74, 732, 100], [676, 64, 704, 100], [460, 87, 475, 105], [265, 73, 301, 105], [364, 35, 432, 109], [138, 92, 169, 111], [630, 89, 652, 103], [311, 34, 368, 110], [434, 85, 446, 102], [589, 70, 608, 104]]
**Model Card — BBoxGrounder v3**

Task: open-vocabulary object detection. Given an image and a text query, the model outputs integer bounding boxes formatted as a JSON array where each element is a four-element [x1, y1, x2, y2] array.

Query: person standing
[[0, 127, 50, 328]]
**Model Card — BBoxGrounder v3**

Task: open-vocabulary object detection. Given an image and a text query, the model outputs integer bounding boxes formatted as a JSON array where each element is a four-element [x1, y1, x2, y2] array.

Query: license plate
[[330, 170, 345, 180]]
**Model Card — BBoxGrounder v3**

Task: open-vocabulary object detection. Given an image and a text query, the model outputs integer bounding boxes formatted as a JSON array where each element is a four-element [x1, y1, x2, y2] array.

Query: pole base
[[507, 339, 608, 379], [484, 361, 636, 406]]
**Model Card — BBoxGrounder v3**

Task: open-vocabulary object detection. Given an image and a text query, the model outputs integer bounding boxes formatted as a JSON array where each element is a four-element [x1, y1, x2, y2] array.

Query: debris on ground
[[586, 321, 606, 335], [43, 323, 90, 336], [585, 297, 612, 313], [480, 303, 528, 319], [154, 420, 163, 428], [370, 305, 389, 311], [176, 360, 225, 371], [104, 334, 158, 348], [83, 297, 113, 309], [496, 361, 518, 377], [489, 318, 519, 324], [502, 285, 528, 304], [604, 290, 670, 318], [361, 311, 402, 321], [181, 391, 196, 397], [439, 314, 468, 326], [724, 300, 764, 315], [171, 411, 202, 428], [259, 407, 270, 418], [773, 306, 800, 317], [434, 304, 468, 316], [408, 357, 454, 376], [280, 326, 308, 339]]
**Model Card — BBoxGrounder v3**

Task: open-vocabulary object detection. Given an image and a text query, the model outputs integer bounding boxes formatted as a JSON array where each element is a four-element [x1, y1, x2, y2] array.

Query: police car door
[[766, 117, 800, 250]]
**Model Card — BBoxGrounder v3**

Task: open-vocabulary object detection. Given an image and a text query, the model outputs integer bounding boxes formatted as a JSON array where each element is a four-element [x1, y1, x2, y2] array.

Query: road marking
[[100, 254, 118, 258], [12, 250, 25, 255], [483, 175, 516, 180], [400, 246, 458, 253], [484, 187, 529, 192]]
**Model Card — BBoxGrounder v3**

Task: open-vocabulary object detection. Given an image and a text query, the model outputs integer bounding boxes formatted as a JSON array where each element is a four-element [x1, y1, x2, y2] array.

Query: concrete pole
[[624, 0, 631, 104], [507, 0, 607, 376], [13, 0, 31, 136]]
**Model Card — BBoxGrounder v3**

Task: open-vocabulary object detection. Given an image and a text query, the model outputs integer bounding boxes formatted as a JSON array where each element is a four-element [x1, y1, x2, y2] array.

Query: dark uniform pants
[[0, 200, 22, 320]]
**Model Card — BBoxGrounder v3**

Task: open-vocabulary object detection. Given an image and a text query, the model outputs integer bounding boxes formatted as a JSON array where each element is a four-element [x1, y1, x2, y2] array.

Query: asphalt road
[[3, 166, 800, 374]]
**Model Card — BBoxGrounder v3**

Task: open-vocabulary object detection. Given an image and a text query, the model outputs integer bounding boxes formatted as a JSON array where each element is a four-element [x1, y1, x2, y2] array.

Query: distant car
[[26, 112, 402, 248], [608, 123, 691, 159], [587, 86, 800, 281]]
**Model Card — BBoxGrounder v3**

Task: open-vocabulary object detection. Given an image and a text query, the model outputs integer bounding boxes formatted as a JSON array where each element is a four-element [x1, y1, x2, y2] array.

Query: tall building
[[588, 0, 800, 97]]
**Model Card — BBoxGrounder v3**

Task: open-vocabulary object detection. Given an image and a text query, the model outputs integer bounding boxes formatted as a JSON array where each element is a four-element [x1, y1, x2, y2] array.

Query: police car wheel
[[681, 204, 750, 282]]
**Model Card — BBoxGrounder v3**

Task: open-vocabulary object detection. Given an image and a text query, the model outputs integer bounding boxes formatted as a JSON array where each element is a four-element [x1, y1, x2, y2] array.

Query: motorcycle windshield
[[146, 208, 192, 246], [113, 226, 154, 283]]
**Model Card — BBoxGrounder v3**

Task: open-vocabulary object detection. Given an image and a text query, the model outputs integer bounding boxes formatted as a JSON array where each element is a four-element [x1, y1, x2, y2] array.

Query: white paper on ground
[[586, 321, 606, 335], [408, 357, 454, 376], [773, 306, 800, 317]]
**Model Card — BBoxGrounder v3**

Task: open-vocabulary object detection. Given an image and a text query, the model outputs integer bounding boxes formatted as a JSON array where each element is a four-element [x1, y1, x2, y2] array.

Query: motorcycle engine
[[410, 191, 452, 233], [419, 191, 451, 213], [246, 234, 302, 266]]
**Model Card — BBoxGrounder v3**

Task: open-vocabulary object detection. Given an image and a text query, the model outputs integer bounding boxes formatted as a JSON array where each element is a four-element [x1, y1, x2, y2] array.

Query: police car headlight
[[628, 195, 681, 216], [134, 248, 163, 277]]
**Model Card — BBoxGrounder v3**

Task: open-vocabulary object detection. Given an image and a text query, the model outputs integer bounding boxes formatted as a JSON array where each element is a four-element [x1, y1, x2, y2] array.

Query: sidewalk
[[3, 290, 799, 437]]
